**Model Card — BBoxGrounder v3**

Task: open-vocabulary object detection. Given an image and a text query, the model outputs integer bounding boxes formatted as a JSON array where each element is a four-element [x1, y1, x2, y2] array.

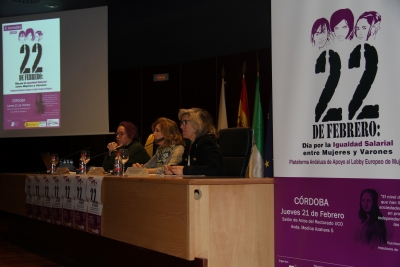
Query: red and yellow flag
[[237, 76, 250, 127]]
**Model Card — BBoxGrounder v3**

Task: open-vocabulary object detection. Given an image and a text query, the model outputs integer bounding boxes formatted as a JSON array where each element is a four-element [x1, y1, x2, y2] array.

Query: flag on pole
[[264, 95, 273, 177], [237, 75, 250, 127], [249, 75, 264, 178], [217, 68, 228, 131]]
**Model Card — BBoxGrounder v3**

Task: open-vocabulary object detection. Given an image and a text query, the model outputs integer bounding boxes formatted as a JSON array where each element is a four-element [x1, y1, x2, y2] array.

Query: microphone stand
[[60, 147, 91, 160], [144, 137, 164, 147]]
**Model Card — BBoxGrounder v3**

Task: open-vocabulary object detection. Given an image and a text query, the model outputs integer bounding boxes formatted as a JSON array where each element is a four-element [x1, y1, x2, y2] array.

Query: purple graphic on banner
[[63, 208, 74, 228], [52, 207, 62, 225], [3, 92, 60, 129], [88, 213, 101, 235], [74, 210, 86, 231], [275, 177, 400, 267], [4, 24, 22, 31], [43, 206, 53, 223]]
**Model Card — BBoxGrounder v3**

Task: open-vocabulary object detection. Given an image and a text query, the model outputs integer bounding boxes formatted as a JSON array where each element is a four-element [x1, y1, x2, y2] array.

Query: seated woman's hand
[[164, 165, 184, 175], [107, 142, 119, 152], [132, 163, 143, 168]]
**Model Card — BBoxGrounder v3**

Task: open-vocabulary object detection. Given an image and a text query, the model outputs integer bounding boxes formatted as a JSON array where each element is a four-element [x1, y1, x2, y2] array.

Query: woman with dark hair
[[310, 18, 331, 49], [164, 108, 223, 176], [330, 8, 355, 42], [35, 30, 43, 42], [25, 28, 35, 41], [102, 121, 150, 172], [18, 30, 26, 43], [133, 117, 185, 174], [358, 189, 387, 247], [355, 11, 381, 42]]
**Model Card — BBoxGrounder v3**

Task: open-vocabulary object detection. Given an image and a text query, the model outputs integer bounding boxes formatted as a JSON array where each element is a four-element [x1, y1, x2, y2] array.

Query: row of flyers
[[25, 174, 103, 235]]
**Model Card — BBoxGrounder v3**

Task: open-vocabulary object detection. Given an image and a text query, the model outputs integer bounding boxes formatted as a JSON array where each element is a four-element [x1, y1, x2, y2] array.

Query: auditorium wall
[[0, 48, 271, 173]]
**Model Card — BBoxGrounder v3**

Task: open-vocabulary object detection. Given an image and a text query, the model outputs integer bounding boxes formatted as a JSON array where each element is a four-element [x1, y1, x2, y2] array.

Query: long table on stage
[[0, 173, 274, 267]]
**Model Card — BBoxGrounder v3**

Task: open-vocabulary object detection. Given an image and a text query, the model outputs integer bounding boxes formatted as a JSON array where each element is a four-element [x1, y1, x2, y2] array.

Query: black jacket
[[179, 134, 223, 176]]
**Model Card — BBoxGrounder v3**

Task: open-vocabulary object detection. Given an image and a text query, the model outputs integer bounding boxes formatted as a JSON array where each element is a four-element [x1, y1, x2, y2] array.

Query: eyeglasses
[[114, 132, 125, 137], [179, 120, 190, 126]]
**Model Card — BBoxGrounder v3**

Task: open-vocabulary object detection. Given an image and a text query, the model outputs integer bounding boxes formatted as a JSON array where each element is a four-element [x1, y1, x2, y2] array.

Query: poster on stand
[[51, 175, 63, 225], [61, 175, 75, 227], [25, 175, 34, 218], [86, 176, 103, 235], [272, 1, 400, 266], [74, 175, 88, 231]]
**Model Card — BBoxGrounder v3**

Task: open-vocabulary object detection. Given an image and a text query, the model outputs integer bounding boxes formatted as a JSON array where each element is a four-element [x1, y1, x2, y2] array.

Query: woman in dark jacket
[[164, 108, 223, 176]]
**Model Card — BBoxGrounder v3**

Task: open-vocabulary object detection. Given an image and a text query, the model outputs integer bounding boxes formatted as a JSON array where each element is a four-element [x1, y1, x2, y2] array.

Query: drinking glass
[[119, 149, 129, 176], [50, 153, 59, 174], [82, 150, 90, 165], [80, 150, 90, 174]]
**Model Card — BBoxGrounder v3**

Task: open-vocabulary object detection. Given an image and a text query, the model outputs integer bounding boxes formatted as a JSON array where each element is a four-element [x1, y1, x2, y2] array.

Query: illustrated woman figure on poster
[[18, 30, 26, 44], [35, 93, 45, 114], [310, 18, 331, 50], [35, 31, 43, 42], [25, 28, 35, 42], [330, 8, 355, 42], [355, 11, 381, 42], [358, 189, 387, 248]]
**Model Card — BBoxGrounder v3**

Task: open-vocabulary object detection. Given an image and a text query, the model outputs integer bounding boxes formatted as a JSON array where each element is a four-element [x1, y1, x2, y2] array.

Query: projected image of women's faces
[[18, 27, 44, 74], [311, 9, 381, 123]]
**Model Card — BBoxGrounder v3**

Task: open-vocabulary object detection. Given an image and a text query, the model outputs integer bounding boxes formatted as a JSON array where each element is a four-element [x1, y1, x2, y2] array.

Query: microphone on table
[[144, 137, 164, 147]]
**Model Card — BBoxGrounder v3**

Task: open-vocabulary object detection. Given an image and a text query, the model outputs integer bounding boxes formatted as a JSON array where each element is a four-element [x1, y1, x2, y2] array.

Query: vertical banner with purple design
[[272, 1, 400, 266], [2, 18, 60, 130]]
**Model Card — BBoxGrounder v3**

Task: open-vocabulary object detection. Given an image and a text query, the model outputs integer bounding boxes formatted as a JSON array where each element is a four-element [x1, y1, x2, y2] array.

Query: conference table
[[0, 173, 274, 267]]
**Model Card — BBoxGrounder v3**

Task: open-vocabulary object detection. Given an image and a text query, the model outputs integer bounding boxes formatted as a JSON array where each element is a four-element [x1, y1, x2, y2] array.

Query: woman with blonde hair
[[133, 117, 185, 174], [164, 108, 223, 176]]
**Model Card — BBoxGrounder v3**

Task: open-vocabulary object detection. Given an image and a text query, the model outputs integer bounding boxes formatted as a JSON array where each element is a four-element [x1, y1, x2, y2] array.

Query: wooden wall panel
[[141, 64, 181, 140], [108, 68, 142, 135], [180, 58, 217, 120]]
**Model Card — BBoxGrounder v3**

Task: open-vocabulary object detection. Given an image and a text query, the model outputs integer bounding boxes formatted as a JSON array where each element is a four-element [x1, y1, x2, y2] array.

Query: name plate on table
[[125, 167, 149, 177], [55, 167, 69, 174], [88, 167, 105, 175]]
